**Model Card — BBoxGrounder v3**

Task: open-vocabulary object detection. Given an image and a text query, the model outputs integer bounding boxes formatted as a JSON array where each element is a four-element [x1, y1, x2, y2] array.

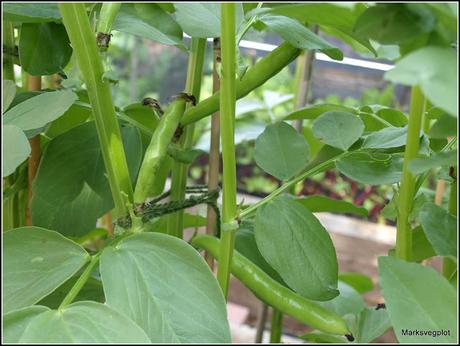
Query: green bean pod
[[134, 99, 186, 203], [181, 42, 301, 125], [191, 234, 350, 336]]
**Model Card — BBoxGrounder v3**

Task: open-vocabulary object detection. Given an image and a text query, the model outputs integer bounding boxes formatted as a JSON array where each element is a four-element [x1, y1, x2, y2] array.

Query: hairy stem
[[167, 37, 206, 238], [216, 3, 238, 298], [395, 86, 425, 260], [59, 3, 134, 218]]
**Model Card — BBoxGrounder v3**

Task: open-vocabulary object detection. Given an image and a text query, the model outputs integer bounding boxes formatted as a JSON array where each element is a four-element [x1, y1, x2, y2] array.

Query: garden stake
[[26, 75, 41, 226], [205, 37, 222, 269]]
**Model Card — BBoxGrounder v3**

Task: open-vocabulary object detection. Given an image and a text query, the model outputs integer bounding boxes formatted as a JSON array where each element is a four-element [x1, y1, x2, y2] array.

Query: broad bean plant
[[2, 3, 457, 344]]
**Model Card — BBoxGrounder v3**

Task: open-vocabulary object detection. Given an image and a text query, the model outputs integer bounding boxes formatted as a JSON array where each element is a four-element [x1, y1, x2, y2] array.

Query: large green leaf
[[419, 202, 457, 258], [3, 89, 77, 131], [285, 103, 356, 121], [3, 80, 16, 112], [3, 124, 31, 177], [296, 196, 368, 217], [312, 111, 364, 151], [254, 122, 310, 181], [257, 15, 343, 60], [385, 47, 457, 117], [379, 256, 457, 343], [409, 150, 457, 174], [2, 3, 61, 23], [113, 4, 185, 48], [31, 121, 142, 237], [353, 4, 435, 45], [100, 233, 231, 343], [3, 306, 51, 343], [3, 227, 90, 313], [354, 307, 391, 343], [254, 195, 339, 301], [19, 22, 72, 75], [337, 152, 404, 185], [362, 126, 413, 149], [19, 301, 151, 343]]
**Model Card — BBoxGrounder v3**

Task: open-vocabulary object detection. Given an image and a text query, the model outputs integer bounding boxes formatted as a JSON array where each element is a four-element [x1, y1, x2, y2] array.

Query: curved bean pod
[[191, 234, 350, 336], [134, 99, 186, 203]]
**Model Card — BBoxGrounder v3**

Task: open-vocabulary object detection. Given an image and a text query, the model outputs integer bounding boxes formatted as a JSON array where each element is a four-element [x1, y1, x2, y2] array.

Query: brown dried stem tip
[[96, 32, 112, 51], [142, 97, 164, 116], [172, 92, 197, 106]]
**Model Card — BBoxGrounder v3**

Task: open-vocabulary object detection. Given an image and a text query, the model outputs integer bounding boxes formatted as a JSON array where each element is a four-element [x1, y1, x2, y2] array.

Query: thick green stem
[[443, 167, 457, 278], [395, 86, 425, 260], [59, 4, 134, 218], [270, 308, 284, 343], [216, 3, 238, 298], [3, 20, 15, 81], [181, 42, 301, 126], [167, 37, 206, 238], [59, 254, 100, 309]]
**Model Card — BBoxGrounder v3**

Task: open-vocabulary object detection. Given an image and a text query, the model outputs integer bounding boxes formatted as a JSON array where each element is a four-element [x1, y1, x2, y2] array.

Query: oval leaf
[[19, 301, 150, 343], [3, 89, 77, 131], [100, 233, 231, 343], [296, 196, 368, 217], [255, 121, 310, 181], [19, 22, 72, 75], [3, 227, 89, 313], [362, 126, 413, 149], [254, 195, 339, 301], [312, 111, 364, 151], [379, 256, 457, 343], [337, 152, 404, 185], [3, 124, 31, 177]]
